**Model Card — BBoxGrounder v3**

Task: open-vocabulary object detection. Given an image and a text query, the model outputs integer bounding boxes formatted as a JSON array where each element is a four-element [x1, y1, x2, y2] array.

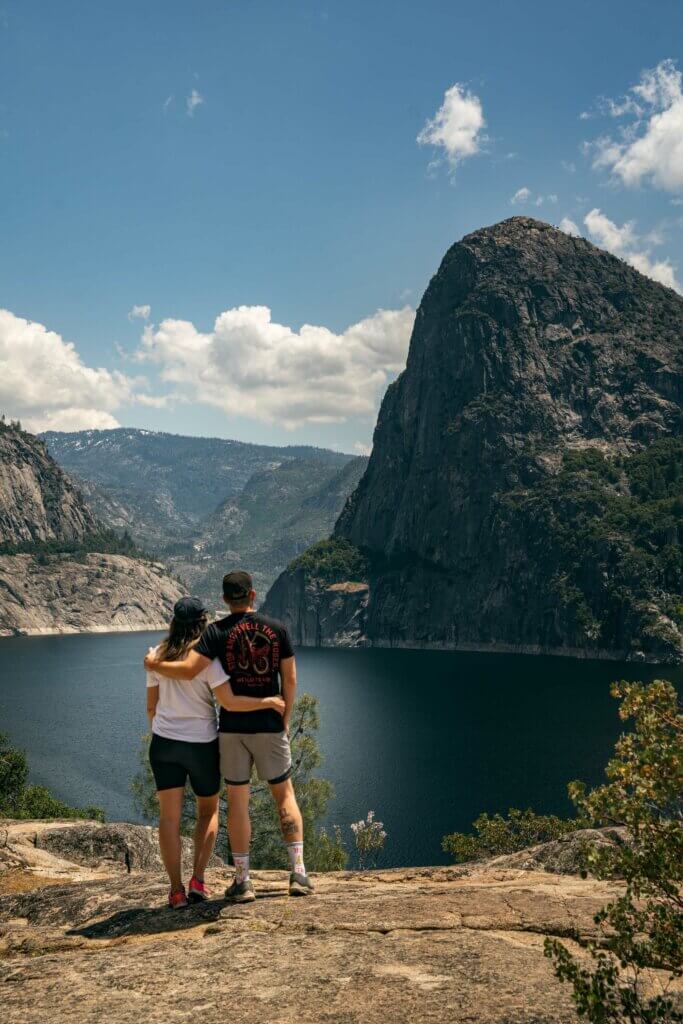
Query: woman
[[146, 595, 285, 908]]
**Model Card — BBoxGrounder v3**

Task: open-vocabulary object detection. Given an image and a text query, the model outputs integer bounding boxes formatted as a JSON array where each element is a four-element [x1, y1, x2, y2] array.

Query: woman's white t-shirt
[[146, 646, 228, 743]]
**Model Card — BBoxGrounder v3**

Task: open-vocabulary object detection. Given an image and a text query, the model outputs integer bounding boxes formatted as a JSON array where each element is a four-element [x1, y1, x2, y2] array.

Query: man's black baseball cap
[[173, 596, 207, 622], [222, 570, 253, 601]]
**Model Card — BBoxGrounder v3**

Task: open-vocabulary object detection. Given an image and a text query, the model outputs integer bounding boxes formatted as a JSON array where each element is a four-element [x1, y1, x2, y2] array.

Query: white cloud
[[584, 208, 637, 255], [417, 84, 486, 172], [511, 187, 558, 207], [186, 89, 204, 117], [163, 94, 173, 112], [587, 59, 683, 193], [583, 208, 681, 292], [353, 441, 372, 456], [137, 305, 415, 429], [511, 187, 531, 205], [0, 309, 134, 432], [559, 217, 581, 236], [128, 304, 151, 321]]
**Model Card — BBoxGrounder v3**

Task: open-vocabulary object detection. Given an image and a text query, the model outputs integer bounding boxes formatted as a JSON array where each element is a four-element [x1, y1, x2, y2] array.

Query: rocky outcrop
[[0, 429, 98, 545], [266, 218, 683, 661], [0, 553, 182, 635], [0, 428, 183, 634], [266, 568, 369, 645], [486, 827, 628, 875], [0, 820, 220, 880], [1, 819, 679, 1024]]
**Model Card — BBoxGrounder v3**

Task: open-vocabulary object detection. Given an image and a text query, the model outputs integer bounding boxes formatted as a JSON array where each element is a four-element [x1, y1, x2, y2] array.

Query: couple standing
[[143, 570, 313, 908]]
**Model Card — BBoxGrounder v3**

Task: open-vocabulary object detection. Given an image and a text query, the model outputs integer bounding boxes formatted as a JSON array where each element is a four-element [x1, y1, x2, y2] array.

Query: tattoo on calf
[[279, 808, 298, 838]]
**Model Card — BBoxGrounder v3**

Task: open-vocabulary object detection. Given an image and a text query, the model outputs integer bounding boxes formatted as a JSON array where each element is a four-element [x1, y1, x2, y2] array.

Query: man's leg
[[156, 787, 185, 893], [226, 782, 252, 860], [192, 793, 219, 881], [269, 778, 312, 893], [269, 777, 303, 844], [224, 783, 254, 901]]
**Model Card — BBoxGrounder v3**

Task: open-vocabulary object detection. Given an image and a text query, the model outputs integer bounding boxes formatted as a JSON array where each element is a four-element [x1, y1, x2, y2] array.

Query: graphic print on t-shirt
[[195, 611, 293, 733], [226, 617, 281, 686]]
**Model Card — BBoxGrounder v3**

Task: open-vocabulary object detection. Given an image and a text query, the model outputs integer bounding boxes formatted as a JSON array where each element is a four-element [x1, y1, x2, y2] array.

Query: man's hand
[[268, 696, 286, 716], [144, 650, 160, 671]]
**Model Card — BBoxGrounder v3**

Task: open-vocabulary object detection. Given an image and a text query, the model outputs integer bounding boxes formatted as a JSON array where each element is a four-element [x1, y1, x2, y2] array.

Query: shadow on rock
[[69, 888, 287, 940]]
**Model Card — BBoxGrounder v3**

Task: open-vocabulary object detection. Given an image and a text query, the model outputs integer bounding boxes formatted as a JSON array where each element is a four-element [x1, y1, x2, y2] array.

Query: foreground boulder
[[1, 819, 680, 1023]]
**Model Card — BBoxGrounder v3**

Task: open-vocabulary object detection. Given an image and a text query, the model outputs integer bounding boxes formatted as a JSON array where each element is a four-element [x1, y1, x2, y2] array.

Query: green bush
[[442, 807, 579, 863], [291, 537, 370, 586], [544, 680, 683, 1024], [0, 527, 143, 560]]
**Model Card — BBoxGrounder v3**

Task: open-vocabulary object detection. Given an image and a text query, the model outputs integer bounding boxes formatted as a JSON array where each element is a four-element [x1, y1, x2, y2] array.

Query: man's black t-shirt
[[196, 611, 294, 733]]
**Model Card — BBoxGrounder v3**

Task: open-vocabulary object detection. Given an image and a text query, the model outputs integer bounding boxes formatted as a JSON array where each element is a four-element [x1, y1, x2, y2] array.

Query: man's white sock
[[286, 841, 306, 876], [233, 852, 250, 883]]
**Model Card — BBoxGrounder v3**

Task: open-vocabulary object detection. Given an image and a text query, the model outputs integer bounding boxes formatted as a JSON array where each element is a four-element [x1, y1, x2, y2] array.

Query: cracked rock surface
[[3, 819, 678, 1023]]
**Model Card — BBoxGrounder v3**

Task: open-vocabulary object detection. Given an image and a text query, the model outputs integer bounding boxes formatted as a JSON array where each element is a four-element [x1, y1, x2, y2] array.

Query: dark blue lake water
[[1, 633, 679, 867]]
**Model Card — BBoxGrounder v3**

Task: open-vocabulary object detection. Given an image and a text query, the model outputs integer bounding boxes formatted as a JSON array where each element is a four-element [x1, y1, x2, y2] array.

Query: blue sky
[[1, 0, 682, 452]]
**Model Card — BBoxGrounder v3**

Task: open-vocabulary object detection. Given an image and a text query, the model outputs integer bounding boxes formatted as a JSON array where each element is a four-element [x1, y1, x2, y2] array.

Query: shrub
[[544, 680, 683, 1024], [290, 537, 370, 586], [442, 807, 580, 863]]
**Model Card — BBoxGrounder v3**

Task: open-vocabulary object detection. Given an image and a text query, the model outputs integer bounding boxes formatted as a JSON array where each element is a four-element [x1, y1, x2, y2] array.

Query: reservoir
[[1, 633, 678, 867]]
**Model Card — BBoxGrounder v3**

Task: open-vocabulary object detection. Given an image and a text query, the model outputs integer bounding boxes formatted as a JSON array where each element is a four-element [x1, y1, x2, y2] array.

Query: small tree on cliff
[[131, 693, 347, 871], [544, 680, 683, 1024]]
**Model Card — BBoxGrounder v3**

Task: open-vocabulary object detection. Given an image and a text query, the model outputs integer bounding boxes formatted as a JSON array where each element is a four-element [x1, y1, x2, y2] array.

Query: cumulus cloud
[[186, 89, 204, 117], [510, 187, 557, 206], [559, 217, 580, 236], [137, 305, 415, 429], [586, 59, 683, 193], [417, 84, 486, 172], [128, 304, 151, 321], [583, 208, 681, 292], [510, 187, 531, 204], [353, 441, 372, 456], [0, 309, 134, 431]]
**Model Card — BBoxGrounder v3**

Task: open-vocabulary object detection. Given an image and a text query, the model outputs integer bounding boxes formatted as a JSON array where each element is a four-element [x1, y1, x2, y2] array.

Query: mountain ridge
[[0, 426, 182, 635], [264, 217, 683, 662]]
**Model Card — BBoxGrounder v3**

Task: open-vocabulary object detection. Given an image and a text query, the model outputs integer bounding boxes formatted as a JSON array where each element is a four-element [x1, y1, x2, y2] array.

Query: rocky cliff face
[[0, 429, 98, 545], [0, 553, 182, 635], [265, 218, 683, 661], [0, 428, 182, 635]]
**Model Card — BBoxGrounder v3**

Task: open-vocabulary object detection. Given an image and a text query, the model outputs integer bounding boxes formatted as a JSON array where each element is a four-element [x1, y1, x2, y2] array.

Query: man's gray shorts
[[219, 731, 292, 786]]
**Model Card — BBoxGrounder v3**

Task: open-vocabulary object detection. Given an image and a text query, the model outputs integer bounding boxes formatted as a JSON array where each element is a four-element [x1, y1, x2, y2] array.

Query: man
[[144, 570, 313, 902]]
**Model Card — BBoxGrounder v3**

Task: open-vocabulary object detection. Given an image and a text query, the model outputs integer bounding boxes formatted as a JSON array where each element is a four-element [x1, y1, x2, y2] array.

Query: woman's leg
[[156, 787, 185, 892], [193, 793, 219, 880]]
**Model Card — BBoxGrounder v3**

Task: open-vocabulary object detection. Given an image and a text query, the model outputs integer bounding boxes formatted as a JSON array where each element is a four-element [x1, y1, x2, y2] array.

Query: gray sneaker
[[289, 871, 315, 896], [225, 879, 255, 903]]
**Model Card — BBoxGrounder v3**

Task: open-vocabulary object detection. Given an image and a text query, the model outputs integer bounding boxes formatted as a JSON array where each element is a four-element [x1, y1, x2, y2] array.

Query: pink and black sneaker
[[168, 886, 188, 910], [188, 876, 209, 903]]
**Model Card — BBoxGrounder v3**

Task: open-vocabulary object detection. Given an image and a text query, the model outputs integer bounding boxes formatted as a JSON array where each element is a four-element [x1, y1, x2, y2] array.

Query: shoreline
[[1, 626, 679, 667]]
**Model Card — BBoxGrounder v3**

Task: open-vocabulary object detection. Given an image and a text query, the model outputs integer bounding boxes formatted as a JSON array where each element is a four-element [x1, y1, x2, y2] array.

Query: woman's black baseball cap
[[173, 596, 207, 622]]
